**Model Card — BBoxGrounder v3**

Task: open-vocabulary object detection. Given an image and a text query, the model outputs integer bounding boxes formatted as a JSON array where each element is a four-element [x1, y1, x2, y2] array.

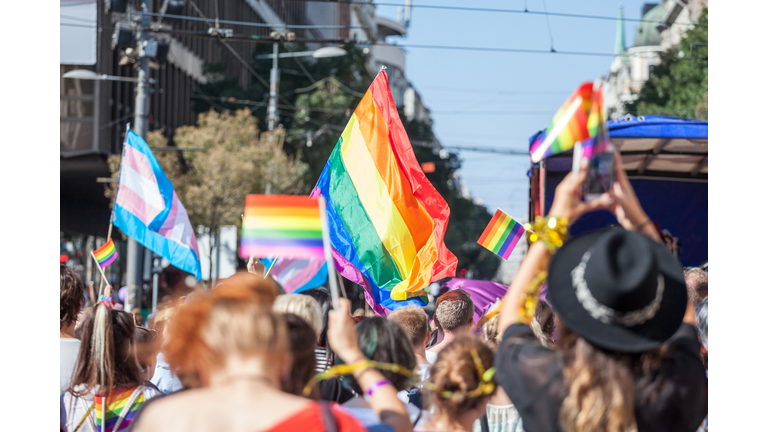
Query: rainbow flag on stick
[[93, 239, 118, 268], [311, 69, 457, 314], [239, 195, 325, 260], [477, 209, 528, 260], [530, 82, 594, 163]]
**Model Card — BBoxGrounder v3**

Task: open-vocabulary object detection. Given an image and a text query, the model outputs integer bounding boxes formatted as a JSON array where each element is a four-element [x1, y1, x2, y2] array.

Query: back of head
[[75, 307, 95, 340], [685, 268, 708, 307], [481, 314, 500, 350], [61, 265, 84, 330], [164, 281, 287, 388], [134, 327, 159, 368], [216, 271, 280, 304], [70, 303, 142, 396], [696, 297, 708, 351], [273, 294, 323, 337], [428, 334, 495, 419], [435, 289, 474, 333], [387, 305, 429, 351], [350, 317, 416, 393], [556, 326, 644, 432], [300, 287, 332, 347], [280, 313, 318, 397]]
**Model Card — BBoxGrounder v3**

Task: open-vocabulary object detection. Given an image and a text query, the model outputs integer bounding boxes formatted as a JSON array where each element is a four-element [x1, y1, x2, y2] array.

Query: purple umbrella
[[441, 278, 509, 323]]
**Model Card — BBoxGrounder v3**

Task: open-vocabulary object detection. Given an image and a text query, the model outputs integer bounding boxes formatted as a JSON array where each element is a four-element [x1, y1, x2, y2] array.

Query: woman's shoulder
[[264, 401, 366, 432]]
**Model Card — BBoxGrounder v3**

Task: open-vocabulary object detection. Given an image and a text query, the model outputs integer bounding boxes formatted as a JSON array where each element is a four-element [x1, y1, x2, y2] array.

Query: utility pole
[[125, 0, 152, 312], [267, 42, 280, 131]]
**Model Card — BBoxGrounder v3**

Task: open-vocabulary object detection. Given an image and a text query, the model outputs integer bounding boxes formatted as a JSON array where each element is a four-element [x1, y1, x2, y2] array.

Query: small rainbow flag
[[239, 195, 325, 259], [95, 385, 146, 432], [93, 239, 118, 268], [530, 82, 593, 163], [477, 209, 527, 260]]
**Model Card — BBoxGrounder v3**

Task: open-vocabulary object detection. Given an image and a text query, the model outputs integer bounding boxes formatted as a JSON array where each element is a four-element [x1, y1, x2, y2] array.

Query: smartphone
[[582, 147, 615, 201]]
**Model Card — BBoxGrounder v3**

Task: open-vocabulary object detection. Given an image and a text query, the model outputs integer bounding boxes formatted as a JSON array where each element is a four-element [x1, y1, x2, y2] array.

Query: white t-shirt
[[425, 350, 439, 365], [60, 339, 81, 394], [415, 363, 432, 382]]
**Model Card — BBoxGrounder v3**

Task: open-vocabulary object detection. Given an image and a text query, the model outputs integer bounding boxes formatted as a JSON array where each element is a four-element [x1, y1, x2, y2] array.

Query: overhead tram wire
[[185, 0, 298, 109], [280, 0, 706, 28], [115, 10, 624, 58]]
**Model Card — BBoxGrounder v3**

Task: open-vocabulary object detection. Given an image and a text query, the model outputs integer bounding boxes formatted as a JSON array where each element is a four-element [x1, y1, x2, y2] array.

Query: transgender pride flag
[[113, 129, 202, 280]]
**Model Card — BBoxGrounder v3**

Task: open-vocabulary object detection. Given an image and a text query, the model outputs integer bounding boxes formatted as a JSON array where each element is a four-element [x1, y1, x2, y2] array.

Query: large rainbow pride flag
[[311, 70, 457, 314]]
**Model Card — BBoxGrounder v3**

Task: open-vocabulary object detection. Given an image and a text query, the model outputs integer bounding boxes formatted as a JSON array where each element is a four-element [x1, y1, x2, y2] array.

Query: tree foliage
[[108, 109, 309, 278], [627, 9, 708, 119]]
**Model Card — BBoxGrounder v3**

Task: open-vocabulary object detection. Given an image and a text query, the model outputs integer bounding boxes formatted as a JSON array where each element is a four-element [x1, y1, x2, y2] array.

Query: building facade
[[603, 0, 708, 119]]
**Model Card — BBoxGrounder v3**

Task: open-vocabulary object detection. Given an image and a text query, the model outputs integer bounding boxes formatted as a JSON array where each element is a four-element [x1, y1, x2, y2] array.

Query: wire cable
[[280, 0, 706, 28], [541, 0, 556, 52]]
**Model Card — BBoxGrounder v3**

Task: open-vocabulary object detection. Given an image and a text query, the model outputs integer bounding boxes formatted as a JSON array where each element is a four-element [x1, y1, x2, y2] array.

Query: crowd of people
[[60, 157, 708, 432]]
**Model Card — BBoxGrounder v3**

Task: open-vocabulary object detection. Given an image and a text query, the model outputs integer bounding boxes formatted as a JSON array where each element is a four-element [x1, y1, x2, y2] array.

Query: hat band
[[571, 251, 665, 327]]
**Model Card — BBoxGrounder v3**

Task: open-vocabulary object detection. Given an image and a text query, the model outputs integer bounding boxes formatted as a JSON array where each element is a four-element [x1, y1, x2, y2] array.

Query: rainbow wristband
[[366, 379, 392, 397]]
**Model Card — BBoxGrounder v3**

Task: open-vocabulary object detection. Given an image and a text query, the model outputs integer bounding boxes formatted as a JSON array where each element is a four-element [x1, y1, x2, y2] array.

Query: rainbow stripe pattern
[[311, 70, 457, 314], [582, 85, 610, 159], [94, 386, 146, 432], [93, 239, 118, 268], [239, 195, 324, 259], [477, 209, 526, 260], [530, 82, 594, 163]]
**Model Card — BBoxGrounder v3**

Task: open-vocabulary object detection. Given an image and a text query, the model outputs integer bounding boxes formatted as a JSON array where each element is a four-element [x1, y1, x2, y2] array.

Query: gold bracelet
[[517, 270, 547, 325], [527, 216, 569, 253]]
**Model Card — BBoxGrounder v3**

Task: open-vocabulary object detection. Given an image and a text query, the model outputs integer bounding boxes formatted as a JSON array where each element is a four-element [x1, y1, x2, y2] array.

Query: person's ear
[[424, 332, 430, 347]]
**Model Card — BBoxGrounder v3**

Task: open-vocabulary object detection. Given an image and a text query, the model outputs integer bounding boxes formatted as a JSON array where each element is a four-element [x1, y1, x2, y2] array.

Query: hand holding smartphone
[[572, 141, 615, 202]]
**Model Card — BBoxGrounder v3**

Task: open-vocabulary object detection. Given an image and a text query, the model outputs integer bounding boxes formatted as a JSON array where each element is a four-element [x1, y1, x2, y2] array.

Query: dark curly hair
[[345, 317, 416, 394], [60, 265, 84, 330]]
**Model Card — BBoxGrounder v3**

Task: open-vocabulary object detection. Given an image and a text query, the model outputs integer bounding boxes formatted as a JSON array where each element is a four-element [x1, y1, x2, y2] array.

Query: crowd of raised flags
[[96, 74, 614, 316]]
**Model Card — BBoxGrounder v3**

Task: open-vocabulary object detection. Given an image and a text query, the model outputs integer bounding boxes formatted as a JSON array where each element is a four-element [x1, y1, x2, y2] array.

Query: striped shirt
[[315, 347, 331, 373]]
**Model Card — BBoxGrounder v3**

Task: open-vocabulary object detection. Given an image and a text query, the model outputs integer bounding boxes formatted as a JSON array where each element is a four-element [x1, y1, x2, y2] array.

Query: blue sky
[[376, 0, 651, 220]]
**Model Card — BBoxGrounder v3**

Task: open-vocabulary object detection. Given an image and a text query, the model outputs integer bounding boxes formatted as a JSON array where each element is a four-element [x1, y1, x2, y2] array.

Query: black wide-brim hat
[[547, 228, 687, 353]]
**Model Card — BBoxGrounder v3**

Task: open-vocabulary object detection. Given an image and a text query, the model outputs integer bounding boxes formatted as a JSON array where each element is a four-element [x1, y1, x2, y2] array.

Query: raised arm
[[498, 162, 610, 334], [327, 298, 412, 432]]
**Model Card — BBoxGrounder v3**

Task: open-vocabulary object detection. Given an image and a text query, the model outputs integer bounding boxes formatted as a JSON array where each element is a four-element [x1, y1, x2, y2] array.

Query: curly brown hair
[[428, 334, 495, 419], [60, 265, 84, 330]]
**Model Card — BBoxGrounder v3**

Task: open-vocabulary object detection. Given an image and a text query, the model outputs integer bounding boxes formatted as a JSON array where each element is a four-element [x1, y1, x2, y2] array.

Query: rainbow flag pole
[[90, 250, 110, 295]]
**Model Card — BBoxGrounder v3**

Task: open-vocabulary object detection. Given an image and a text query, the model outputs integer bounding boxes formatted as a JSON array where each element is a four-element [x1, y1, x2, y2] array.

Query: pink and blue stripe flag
[[261, 257, 328, 294], [113, 129, 202, 280]]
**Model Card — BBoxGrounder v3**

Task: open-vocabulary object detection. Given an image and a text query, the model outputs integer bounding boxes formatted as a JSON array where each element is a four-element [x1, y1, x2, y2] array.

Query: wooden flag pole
[[263, 258, 279, 279], [318, 197, 340, 306], [336, 272, 348, 299], [91, 251, 110, 299]]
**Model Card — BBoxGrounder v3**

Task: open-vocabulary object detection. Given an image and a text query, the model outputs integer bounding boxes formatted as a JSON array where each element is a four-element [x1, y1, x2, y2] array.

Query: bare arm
[[328, 298, 412, 432], [498, 163, 610, 335]]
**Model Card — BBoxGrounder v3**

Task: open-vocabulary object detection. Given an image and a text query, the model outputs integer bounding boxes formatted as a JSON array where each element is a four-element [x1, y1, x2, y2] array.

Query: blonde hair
[[273, 294, 323, 337], [558, 327, 637, 432], [480, 314, 500, 350], [387, 305, 429, 349]]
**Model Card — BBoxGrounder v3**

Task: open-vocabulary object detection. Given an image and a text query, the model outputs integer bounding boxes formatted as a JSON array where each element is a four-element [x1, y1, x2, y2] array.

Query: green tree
[[404, 120, 501, 280], [627, 9, 708, 119], [191, 44, 499, 281], [108, 109, 309, 279]]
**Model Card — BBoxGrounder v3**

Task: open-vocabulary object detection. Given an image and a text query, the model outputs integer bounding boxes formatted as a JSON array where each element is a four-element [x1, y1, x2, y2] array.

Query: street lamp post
[[258, 46, 347, 131], [63, 0, 155, 311]]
